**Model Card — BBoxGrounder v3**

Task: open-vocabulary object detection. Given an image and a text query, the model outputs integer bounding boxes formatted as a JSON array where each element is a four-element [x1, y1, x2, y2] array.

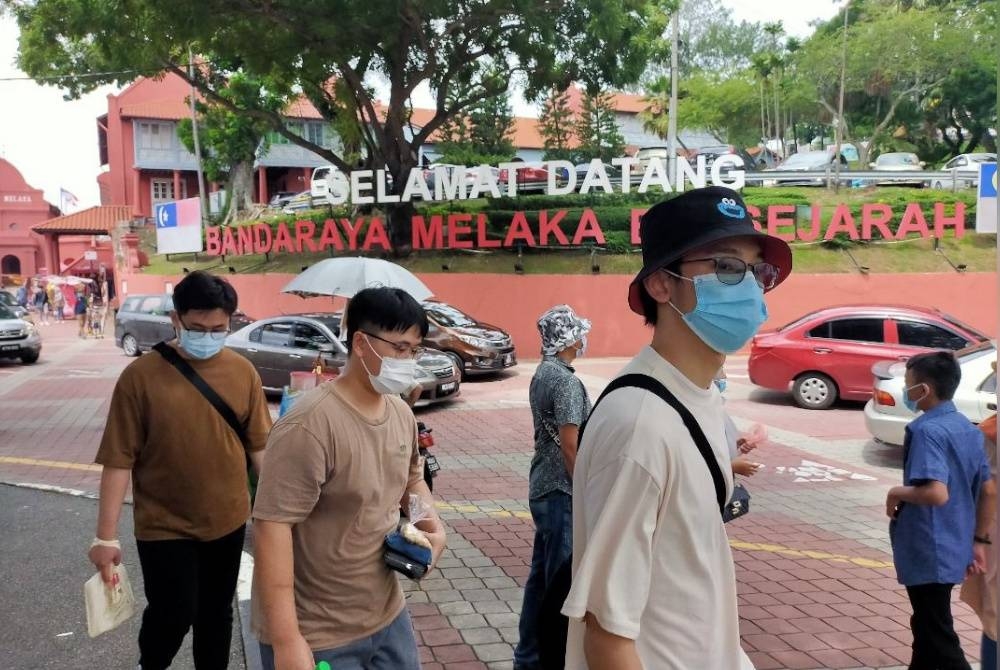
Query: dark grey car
[[226, 313, 461, 405], [115, 293, 254, 356]]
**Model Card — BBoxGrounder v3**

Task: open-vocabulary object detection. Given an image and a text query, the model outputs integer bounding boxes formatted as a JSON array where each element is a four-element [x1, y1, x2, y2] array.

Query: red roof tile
[[119, 100, 192, 120], [32, 206, 134, 234]]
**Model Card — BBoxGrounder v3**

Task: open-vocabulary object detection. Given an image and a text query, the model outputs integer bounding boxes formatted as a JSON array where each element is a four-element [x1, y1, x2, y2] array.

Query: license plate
[[1, 344, 19, 352], [440, 382, 456, 393], [424, 454, 441, 474]]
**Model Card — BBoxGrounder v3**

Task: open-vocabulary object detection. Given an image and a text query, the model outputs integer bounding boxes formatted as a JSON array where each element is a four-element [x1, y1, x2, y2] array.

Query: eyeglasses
[[677, 256, 780, 290], [363, 331, 425, 358], [180, 320, 229, 341]]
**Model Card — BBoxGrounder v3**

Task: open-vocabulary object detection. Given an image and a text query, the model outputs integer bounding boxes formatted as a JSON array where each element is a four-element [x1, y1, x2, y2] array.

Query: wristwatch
[[973, 534, 992, 545]]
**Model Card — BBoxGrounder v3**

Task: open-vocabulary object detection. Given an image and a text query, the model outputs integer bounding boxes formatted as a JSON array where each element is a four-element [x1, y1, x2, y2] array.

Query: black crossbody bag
[[153, 342, 257, 500], [537, 373, 749, 669]]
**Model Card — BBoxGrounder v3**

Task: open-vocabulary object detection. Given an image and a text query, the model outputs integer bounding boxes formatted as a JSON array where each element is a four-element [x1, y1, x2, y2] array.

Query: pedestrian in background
[[88, 270, 272, 670], [514, 305, 591, 670], [52, 284, 65, 321], [74, 289, 88, 337], [561, 187, 792, 669], [886, 351, 996, 670]]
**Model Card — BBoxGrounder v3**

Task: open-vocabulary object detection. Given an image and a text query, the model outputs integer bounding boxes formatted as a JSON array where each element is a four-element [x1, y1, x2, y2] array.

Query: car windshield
[[941, 313, 991, 342], [781, 152, 829, 168], [969, 154, 997, 164], [0, 292, 15, 306], [877, 153, 919, 165], [956, 340, 996, 363], [0, 303, 16, 319], [425, 303, 477, 328], [637, 148, 668, 159]]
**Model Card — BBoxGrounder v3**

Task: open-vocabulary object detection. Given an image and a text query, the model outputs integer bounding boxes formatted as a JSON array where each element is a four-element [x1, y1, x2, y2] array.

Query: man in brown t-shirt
[[89, 271, 272, 670], [252, 286, 446, 670]]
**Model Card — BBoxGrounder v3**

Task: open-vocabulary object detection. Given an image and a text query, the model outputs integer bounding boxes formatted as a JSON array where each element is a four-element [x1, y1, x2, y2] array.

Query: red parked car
[[748, 305, 990, 409], [498, 163, 552, 192]]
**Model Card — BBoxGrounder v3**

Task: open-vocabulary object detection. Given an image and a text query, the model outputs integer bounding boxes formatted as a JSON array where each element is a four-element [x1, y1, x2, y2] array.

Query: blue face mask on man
[[178, 327, 228, 360], [668, 271, 768, 354], [902, 382, 927, 414]]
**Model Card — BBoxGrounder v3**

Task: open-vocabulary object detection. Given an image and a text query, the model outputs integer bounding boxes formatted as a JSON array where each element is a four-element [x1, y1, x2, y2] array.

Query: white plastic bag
[[84, 564, 135, 638]]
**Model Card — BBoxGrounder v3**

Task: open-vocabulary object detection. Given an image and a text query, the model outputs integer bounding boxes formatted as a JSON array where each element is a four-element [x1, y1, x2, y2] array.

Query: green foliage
[[538, 88, 577, 162], [603, 230, 635, 253], [436, 88, 516, 165], [12, 0, 674, 252], [573, 90, 625, 162], [676, 73, 761, 147]]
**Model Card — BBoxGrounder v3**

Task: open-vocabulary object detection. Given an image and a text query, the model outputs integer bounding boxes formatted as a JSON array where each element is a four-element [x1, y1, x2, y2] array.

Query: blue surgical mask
[[179, 329, 227, 360], [669, 272, 768, 354], [713, 378, 728, 393], [903, 383, 926, 413]]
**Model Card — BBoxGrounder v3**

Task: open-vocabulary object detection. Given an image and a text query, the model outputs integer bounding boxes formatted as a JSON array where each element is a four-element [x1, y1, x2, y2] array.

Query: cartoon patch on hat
[[538, 305, 591, 356], [716, 196, 746, 220]]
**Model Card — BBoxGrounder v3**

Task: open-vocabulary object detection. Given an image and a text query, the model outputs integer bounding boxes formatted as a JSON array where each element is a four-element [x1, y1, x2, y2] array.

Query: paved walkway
[[0, 320, 986, 669]]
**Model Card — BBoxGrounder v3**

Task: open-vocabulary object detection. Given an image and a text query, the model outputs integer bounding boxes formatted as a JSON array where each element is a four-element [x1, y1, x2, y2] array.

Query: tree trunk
[[227, 160, 255, 219], [385, 201, 415, 257]]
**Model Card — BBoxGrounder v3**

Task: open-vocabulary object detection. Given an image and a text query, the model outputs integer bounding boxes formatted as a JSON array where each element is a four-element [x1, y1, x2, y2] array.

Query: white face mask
[[361, 335, 418, 395]]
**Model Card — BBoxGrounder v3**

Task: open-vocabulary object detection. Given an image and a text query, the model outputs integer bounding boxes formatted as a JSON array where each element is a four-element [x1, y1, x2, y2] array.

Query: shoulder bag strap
[[580, 373, 727, 516], [153, 342, 252, 462]]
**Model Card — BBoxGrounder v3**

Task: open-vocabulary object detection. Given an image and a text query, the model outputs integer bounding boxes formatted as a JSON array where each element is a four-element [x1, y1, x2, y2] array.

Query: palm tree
[[640, 76, 671, 140]]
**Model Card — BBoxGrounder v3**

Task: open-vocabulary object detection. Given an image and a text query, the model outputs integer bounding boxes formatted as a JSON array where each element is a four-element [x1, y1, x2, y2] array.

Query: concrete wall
[[120, 271, 997, 359]]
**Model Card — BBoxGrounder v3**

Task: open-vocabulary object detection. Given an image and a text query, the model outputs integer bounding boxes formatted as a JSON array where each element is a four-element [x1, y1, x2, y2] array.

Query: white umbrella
[[281, 257, 433, 301]]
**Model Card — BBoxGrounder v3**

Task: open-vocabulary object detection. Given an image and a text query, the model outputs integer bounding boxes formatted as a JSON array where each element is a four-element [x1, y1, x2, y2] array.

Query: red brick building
[[0, 158, 60, 278], [97, 73, 336, 217]]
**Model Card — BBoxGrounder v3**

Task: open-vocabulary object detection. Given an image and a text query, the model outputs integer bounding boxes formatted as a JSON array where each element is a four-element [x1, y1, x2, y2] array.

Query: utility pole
[[666, 7, 680, 185], [833, 1, 849, 193], [188, 46, 209, 225]]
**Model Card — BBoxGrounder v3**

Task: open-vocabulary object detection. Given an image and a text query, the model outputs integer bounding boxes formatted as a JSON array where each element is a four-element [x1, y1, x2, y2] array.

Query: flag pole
[[188, 45, 209, 230]]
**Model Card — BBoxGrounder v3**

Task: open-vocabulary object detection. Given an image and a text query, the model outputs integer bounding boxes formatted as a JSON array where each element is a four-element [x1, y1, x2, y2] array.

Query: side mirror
[[318, 343, 335, 353], [919, 161, 926, 168], [868, 162, 877, 169]]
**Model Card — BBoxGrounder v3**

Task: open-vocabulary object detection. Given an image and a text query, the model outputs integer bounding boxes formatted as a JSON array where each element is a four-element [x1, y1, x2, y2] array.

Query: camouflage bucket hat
[[537, 305, 591, 356]]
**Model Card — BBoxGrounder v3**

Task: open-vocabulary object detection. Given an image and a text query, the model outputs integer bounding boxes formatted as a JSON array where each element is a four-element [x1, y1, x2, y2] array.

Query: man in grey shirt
[[514, 305, 592, 670]]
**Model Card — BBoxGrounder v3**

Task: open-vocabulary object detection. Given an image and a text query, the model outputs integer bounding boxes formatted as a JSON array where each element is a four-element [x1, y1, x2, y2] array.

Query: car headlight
[[414, 367, 434, 381], [457, 334, 490, 348], [25, 323, 37, 336]]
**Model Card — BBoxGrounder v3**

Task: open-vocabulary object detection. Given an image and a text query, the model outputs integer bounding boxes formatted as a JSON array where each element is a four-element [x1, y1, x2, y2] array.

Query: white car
[[864, 341, 997, 445], [869, 152, 926, 187], [0, 302, 42, 364], [309, 165, 349, 205], [930, 153, 997, 190]]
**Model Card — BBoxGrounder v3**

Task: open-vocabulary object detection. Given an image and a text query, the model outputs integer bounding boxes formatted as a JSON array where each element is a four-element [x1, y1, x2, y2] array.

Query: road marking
[[0, 456, 101, 472], [436, 501, 895, 569], [729, 539, 893, 569]]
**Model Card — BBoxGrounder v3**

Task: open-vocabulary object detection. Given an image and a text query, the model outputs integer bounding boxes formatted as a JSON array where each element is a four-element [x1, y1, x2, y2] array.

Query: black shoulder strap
[[153, 342, 251, 456], [580, 373, 727, 517]]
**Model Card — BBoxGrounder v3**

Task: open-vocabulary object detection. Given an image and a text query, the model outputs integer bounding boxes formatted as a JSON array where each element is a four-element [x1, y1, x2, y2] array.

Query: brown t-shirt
[[96, 345, 272, 541], [251, 383, 422, 650]]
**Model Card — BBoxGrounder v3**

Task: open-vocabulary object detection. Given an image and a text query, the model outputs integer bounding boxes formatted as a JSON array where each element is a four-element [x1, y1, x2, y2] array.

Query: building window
[[138, 122, 176, 150], [151, 178, 187, 204]]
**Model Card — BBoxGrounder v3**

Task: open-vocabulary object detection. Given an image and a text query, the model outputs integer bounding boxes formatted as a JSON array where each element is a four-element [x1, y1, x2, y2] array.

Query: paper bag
[[84, 564, 135, 637]]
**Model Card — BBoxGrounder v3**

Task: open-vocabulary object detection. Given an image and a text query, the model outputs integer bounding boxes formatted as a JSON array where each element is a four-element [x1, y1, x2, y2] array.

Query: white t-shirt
[[561, 346, 753, 670]]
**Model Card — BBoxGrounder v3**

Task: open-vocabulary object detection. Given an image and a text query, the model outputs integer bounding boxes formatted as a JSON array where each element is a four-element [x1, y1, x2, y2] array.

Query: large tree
[[436, 87, 516, 166], [792, 1, 968, 163], [10, 0, 673, 253], [573, 89, 624, 162], [537, 87, 577, 161], [175, 71, 284, 222]]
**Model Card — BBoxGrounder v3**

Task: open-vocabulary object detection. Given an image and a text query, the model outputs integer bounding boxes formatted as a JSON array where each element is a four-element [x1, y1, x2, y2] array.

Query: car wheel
[[793, 373, 838, 410], [445, 351, 466, 380], [20, 352, 39, 365], [122, 334, 141, 357]]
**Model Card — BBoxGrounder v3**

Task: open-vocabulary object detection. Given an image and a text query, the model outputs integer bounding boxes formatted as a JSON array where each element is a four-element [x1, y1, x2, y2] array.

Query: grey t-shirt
[[528, 357, 591, 499]]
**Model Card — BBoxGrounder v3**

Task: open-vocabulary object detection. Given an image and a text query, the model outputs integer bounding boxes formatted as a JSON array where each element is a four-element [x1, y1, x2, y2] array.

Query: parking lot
[[0, 319, 988, 670]]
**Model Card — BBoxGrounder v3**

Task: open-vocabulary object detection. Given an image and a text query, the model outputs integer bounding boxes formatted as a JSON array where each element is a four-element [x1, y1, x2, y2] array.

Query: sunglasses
[[677, 256, 780, 290]]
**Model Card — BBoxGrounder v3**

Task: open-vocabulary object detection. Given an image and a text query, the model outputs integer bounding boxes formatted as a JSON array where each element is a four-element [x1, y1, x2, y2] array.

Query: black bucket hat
[[627, 186, 793, 315]]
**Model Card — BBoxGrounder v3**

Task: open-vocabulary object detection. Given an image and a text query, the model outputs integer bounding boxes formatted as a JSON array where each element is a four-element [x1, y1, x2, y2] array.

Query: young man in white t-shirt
[[561, 186, 793, 669]]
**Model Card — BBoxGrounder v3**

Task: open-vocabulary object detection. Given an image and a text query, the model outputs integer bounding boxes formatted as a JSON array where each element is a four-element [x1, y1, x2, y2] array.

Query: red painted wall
[[120, 271, 998, 358]]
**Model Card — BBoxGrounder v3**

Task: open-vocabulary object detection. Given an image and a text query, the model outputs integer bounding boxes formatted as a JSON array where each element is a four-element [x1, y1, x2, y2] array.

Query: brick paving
[[0, 320, 986, 669]]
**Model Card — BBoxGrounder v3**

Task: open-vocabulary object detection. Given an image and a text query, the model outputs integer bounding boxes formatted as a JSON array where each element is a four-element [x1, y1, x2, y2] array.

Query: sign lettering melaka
[[205, 202, 968, 256], [201, 157, 970, 256]]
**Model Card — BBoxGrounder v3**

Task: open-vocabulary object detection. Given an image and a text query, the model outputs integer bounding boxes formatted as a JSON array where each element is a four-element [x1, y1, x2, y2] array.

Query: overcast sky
[[0, 1, 839, 210]]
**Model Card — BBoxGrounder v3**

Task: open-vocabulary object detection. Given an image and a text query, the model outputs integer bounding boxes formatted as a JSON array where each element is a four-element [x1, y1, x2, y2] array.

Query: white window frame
[[151, 178, 187, 205]]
